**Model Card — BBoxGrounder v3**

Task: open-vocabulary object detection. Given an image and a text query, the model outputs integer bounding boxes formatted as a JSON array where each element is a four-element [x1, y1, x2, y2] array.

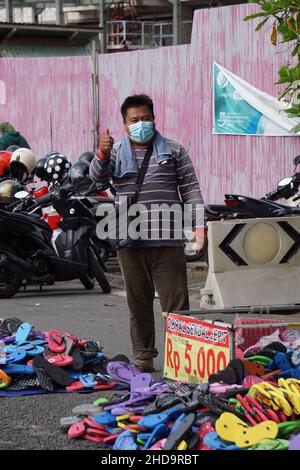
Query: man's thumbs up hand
[[99, 128, 114, 157]]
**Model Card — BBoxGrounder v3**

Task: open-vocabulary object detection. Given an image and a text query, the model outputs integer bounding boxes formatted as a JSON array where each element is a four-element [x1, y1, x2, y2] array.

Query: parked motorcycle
[[0, 180, 111, 298], [206, 155, 300, 220]]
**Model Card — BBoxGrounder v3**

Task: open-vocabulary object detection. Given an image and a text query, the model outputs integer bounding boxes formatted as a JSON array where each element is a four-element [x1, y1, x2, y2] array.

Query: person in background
[[0, 122, 30, 151], [90, 94, 206, 372]]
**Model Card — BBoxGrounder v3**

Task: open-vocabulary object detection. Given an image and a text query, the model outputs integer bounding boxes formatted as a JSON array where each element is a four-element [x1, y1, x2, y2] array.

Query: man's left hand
[[192, 228, 208, 255]]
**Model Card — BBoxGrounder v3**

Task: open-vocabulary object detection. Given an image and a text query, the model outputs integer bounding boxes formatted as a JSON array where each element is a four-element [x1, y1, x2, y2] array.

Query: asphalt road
[[0, 273, 200, 450]]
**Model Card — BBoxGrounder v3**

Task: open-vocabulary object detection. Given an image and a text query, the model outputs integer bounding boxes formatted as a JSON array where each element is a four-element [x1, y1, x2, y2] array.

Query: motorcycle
[[0, 182, 111, 298], [206, 155, 300, 220]]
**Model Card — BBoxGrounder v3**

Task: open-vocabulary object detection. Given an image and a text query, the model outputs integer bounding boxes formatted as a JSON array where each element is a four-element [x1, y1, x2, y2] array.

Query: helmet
[[10, 148, 36, 182], [0, 179, 24, 204], [6, 145, 19, 152], [44, 152, 71, 183], [79, 151, 95, 164], [35, 157, 49, 181], [0, 151, 12, 178], [68, 160, 91, 191]]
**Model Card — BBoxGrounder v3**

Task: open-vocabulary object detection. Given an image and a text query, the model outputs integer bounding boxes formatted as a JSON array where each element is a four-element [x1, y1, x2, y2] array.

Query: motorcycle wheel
[[88, 247, 111, 294], [0, 246, 22, 298]]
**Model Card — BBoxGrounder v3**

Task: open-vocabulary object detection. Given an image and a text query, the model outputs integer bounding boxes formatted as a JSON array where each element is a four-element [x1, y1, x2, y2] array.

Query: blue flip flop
[[83, 353, 104, 365], [2, 364, 35, 375], [15, 323, 32, 344], [79, 373, 98, 388], [4, 343, 44, 357], [204, 432, 241, 450], [93, 412, 117, 427], [138, 404, 186, 429], [143, 424, 169, 450], [0, 350, 27, 364], [113, 430, 139, 450]]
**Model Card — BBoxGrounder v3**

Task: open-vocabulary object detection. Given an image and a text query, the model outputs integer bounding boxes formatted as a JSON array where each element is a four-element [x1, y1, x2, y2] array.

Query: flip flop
[[63, 336, 75, 356], [68, 421, 86, 438], [60, 416, 83, 431], [216, 413, 278, 448], [15, 323, 32, 344], [149, 438, 167, 450], [2, 364, 35, 375], [274, 353, 293, 371], [35, 368, 54, 392], [93, 398, 109, 406], [163, 413, 196, 450], [72, 404, 102, 417], [32, 355, 72, 387], [0, 350, 27, 364], [93, 412, 117, 427], [79, 373, 98, 388], [138, 405, 186, 429], [4, 343, 44, 357], [113, 430, 139, 450], [44, 354, 73, 367], [0, 369, 11, 389], [248, 438, 285, 450], [203, 432, 241, 450], [130, 373, 153, 393], [69, 346, 84, 371], [106, 361, 141, 384], [0, 317, 22, 335], [289, 433, 300, 450], [227, 359, 245, 383], [208, 367, 237, 385], [45, 330, 66, 353], [143, 424, 170, 450]]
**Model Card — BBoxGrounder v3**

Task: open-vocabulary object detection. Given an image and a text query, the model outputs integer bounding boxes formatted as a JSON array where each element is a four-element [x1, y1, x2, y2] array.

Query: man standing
[[0, 122, 30, 151], [90, 94, 205, 371]]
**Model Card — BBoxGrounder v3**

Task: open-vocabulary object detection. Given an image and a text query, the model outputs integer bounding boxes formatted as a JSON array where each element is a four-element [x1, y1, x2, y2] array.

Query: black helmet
[[68, 160, 91, 191], [44, 153, 71, 183], [0, 179, 24, 204], [6, 145, 19, 152], [79, 151, 95, 164], [35, 157, 49, 181]]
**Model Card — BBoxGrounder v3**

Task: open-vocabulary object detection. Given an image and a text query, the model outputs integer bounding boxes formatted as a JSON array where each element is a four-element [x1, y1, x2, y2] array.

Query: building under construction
[[0, 1, 248, 55]]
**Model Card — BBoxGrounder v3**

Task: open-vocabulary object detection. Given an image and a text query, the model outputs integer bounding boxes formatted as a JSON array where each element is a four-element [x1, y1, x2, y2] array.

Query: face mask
[[128, 121, 154, 143]]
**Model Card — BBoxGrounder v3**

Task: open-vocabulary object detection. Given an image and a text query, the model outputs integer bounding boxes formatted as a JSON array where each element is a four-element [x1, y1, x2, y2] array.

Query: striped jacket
[[89, 136, 204, 247]]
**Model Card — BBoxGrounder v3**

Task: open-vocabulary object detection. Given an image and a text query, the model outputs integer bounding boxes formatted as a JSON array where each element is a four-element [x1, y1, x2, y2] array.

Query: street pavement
[[0, 271, 201, 450]]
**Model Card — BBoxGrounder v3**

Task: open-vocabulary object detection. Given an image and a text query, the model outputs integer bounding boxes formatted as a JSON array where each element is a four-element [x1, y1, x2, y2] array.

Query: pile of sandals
[[0, 317, 119, 394], [61, 346, 300, 450]]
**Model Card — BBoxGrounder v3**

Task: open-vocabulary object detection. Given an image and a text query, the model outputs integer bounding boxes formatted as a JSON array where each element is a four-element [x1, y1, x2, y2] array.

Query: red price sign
[[164, 313, 230, 383]]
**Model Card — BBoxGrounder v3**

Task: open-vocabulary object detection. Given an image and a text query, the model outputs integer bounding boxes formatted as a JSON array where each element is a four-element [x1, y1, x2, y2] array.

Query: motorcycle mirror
[[278, 177, 293, 188], [294, 155, 300, 166], [14, 190, 29, 199]]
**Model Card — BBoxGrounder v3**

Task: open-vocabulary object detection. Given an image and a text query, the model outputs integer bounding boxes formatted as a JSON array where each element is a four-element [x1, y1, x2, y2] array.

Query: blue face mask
[[128, 121, 154, 143]]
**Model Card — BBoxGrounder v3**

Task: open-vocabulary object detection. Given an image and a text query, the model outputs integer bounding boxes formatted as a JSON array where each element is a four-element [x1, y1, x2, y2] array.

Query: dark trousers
[[118, 246, 189, 362]]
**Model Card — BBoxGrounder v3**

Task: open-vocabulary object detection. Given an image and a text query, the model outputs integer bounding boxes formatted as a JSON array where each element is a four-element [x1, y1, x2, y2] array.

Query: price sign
[[164, 313, 231, 383]]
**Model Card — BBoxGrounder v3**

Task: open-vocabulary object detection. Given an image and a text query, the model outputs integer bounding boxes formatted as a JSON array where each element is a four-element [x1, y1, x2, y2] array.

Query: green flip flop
[[250, 438, 289, 451], [278, 420, 300, 438]]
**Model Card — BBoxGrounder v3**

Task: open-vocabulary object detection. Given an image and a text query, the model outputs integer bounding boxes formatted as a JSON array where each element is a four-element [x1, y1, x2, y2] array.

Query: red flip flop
[[82, 434, 103, 443], [68, 421, 86, 438], [44, 354, 73, 367], [83, 417, 107, 431], [45, 330, 66, 353], [66, 381, 85, 392]]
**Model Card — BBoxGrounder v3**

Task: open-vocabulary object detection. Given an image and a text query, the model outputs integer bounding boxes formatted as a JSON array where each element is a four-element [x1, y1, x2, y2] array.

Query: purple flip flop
[[289, 433, 300, 451], [106, 361, 141, 384]]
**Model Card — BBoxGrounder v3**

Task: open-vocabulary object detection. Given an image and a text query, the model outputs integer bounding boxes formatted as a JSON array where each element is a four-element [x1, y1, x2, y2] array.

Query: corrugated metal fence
[[1, 4, 299, 202]]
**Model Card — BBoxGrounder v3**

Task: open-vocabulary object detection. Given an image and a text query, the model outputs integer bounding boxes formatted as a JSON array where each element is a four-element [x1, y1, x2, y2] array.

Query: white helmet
[[10, 148, 36, 182]]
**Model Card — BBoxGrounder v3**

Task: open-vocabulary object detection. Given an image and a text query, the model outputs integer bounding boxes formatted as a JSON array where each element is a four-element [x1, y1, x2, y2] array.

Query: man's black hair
[[121, 94, 154, 122]]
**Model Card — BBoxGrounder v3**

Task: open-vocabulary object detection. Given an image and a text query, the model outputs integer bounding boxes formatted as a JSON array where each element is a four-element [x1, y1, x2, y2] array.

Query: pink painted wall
[[0, 56, 94, 161], [0, 4, 299, 203], [98, 3, 300, 203]]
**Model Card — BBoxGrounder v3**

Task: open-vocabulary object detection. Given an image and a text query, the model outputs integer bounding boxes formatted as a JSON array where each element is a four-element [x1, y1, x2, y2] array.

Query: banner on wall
[[213, 62, 300, 136]]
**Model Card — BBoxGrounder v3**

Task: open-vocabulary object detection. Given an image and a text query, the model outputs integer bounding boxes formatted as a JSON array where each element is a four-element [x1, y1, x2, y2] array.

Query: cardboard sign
[[164, 313, 231, 384]]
